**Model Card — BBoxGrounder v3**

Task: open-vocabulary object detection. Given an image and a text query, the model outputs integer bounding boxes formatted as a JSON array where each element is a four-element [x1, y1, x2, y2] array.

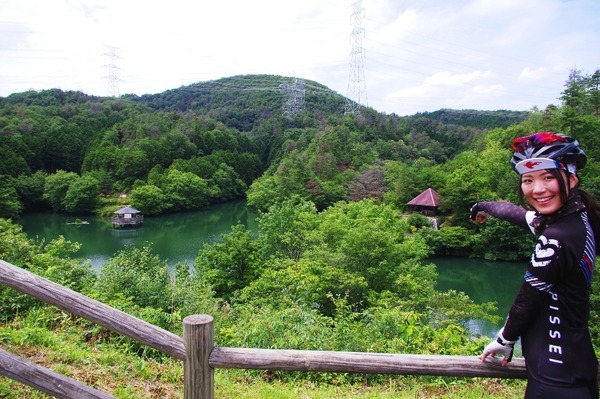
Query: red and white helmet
[[509, 132, 586, 175]]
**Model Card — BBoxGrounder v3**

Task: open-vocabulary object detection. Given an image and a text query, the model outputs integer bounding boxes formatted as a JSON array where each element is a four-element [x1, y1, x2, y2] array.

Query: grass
[[213, 373, 526, 398], [0, 317, 527, 399]]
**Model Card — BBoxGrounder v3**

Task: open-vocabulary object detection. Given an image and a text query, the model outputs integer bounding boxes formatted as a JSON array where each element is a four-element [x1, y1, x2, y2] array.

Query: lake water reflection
[[19, 200, 259, 269], [432, 257, 525, 337]]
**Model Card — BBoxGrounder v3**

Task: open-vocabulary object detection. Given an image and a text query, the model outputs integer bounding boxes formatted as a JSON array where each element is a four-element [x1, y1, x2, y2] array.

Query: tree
[[0, 218, 94, 321], [236, 257, 370, 317], [256, 198, 319, 261], [0, 176, 22, 218], [212, 163, 247, 201], [170, 156, 217, 179], [591, 69, 600, 117], [472, 217, 533, 260], [246, 174, 287, 211], [43, 170, 79, 212], [162, 169, 212, 211], [42, 118, 85, 173], [130, 184, 168, 215], [63, 175, 101, 214], [560, 68, 600, 135], [230, 152, 263, 186], [383, 158, 445, 211], [95, 244, 170, 311], [14, 170, 49, 211], [346, 168, 386, 202], [195, 224, 259, 300], [315, 200, 417, 292], [159, 130, 197, 162], [0, 140, 30, 177], [440, 139, 513, 226], [81, 144, 118, 176], [114, 148, 149, 189]]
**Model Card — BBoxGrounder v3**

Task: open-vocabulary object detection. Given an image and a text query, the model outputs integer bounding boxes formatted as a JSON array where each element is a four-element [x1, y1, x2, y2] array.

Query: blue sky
[[1, 0, 598, 116]]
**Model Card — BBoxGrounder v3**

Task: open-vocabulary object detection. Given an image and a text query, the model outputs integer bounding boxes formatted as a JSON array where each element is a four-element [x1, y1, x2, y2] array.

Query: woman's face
[[520, 169, 578, 214]]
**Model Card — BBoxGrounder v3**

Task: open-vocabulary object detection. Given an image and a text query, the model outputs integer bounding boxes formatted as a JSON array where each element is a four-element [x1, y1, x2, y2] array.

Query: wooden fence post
[[183, 315, 214, 399]]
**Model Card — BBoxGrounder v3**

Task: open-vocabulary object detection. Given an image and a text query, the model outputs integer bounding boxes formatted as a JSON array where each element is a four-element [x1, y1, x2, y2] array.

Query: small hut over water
[[111, 206, 143, 228], [407, 188, 440, 216]]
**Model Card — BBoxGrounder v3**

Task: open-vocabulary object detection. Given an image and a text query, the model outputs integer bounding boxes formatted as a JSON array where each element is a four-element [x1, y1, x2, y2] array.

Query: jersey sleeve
[[476, 201, 530, 229]]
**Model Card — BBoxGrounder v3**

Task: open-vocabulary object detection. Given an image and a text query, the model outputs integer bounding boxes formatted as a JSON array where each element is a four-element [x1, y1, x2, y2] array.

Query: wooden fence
[[0, 259, 539, 398]]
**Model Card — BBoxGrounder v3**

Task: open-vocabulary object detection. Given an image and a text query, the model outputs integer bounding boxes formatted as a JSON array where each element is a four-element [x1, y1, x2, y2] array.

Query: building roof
[[113, 206, 141, 215], [407, 188, 439, 207]]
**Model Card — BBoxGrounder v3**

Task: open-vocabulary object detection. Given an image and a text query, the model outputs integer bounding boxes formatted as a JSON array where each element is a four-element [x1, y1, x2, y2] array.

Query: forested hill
[[0, 74, 528, 135], [124, 74, 529, 132], [0, 73, 532, 217], [124, 74, 348, 132], [413, 109, 528, 129]]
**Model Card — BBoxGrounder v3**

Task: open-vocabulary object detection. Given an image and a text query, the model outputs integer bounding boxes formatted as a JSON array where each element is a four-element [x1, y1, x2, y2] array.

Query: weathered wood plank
[[210, 348, 529, 379], [0, 348, 116, 399], [183, 315, 214, 399], [0, 259, 186, 360]]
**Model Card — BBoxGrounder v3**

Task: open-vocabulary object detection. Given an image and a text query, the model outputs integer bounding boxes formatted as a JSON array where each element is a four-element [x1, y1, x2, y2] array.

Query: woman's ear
[[570, 174, 580, 189]]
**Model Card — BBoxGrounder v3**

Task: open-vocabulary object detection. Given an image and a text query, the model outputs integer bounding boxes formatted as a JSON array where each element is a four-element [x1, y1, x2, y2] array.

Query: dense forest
[[0, 74, 530, 218], [1, 68, 600, 397]]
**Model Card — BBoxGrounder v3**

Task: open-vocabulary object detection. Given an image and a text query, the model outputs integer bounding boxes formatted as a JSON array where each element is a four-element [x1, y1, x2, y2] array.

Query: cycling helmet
[[509, 132, 586, 175]]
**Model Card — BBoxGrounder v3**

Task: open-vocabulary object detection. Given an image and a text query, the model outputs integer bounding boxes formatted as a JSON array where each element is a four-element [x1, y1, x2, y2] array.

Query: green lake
[[18, 200, 259, 269], [17, 201, 526, 337]]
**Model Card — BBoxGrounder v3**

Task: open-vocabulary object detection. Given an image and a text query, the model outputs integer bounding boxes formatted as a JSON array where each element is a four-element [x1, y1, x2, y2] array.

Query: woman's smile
[[533, 195, 554, 205]]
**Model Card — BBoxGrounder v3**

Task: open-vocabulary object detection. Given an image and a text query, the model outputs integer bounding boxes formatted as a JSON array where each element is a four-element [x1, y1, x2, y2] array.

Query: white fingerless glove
[[482, 329, 515, 364]]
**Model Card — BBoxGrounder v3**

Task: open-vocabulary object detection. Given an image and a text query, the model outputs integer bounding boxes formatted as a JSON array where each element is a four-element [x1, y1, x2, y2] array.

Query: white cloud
[[389, 84, 430, 99], [424, 70, 494, 87], [472, 84, 505, 96], [519, 67, 551, 81]]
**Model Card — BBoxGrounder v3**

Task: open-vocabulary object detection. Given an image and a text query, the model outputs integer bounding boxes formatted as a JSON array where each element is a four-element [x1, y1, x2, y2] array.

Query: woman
[[470, 132, 600, 399]]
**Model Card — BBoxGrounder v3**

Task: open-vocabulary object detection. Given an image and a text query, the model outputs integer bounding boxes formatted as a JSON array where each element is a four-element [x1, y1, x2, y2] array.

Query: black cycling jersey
[[477, 192, 598, 388]]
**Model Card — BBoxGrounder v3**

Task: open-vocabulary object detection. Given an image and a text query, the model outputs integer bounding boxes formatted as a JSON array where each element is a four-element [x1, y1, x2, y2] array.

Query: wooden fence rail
[[0, 259, 185, 360], [0, 258, 553, 399], [0, 348, 116, 399]]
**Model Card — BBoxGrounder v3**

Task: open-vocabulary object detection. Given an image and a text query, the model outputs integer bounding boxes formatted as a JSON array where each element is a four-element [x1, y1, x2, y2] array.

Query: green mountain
[[124, 74, 529, 132], [124, 74, 348, 132], [0, 74, 532, 217]]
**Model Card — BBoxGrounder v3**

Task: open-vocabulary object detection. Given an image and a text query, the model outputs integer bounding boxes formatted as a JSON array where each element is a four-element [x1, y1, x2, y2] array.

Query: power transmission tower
[[344, 0, 367, 116], [280, 77, 305, 118], [102, 45, 121, 97]]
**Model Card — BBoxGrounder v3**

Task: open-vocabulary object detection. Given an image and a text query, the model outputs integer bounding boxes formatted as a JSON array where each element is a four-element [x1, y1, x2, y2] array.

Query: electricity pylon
[[280, 77, 305, 118], [344, 0, 367, 116], [103, 45, 121, 97]]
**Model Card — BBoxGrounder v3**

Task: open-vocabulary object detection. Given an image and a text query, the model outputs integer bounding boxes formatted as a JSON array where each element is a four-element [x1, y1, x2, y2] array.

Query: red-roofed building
[[407, 188, 440, 216]]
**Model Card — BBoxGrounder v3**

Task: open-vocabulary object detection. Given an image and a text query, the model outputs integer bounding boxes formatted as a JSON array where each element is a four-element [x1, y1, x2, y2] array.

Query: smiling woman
[[470, 132, 600, 399]]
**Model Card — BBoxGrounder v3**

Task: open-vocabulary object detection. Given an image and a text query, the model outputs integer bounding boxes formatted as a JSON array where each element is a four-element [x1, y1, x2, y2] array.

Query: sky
[[1, 0, 599, 116]]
